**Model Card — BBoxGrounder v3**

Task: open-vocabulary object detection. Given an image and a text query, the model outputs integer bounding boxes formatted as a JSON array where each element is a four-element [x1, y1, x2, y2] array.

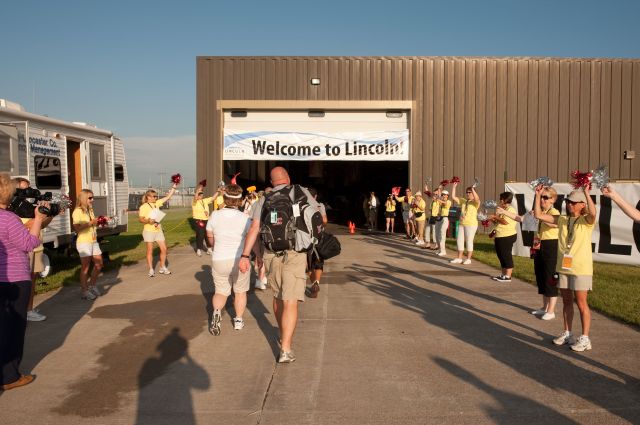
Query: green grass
[[36, 208, 195, 294], [448, 231, 640, 326]]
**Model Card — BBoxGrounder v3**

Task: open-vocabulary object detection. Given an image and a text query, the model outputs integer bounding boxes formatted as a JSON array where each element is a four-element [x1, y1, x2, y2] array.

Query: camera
[[8, 187, 61, 218]]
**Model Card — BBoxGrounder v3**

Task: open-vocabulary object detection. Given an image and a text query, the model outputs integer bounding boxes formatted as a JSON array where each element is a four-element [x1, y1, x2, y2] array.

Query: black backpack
[[260, 185, 324, 253], [315, 231, 341, 260]]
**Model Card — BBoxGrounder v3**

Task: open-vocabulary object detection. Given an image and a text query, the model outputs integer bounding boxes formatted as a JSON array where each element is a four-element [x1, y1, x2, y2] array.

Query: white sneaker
[[553, 330, 575, 346], [450, 258, 463, 264], [570, 335, 592, 352], [197, 249, 202, 257], [462, 259, 472, 265], [81, 290, 97, 301], [206, 248, 212, 255], [148, 268, 155, 277], [159, 267, 171, 275], [254, 279, 267, 290], [531, 309, 546, 316], [89, 286, 101, 297], [541, 312, 556, 321], [233, 318, 245, 330], [437, 251, 447, 256], [415, 240, 425, 246], [27, 309, 47, 322]]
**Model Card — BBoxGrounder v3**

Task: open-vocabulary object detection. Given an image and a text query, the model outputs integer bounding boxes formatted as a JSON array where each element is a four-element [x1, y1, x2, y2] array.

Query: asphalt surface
[[1, 228, 639, 424]]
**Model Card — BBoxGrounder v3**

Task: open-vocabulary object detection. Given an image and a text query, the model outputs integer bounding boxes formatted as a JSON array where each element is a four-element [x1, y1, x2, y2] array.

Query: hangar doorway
[[223, 109, 410, 230], [225, 159, 409, 229]]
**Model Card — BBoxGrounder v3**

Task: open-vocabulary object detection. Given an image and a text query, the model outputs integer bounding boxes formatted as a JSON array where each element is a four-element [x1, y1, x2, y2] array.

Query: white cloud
[[124, 135, 196, 188]]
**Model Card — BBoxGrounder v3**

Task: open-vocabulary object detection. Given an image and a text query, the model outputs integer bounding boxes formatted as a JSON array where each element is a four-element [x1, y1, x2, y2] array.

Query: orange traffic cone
[[348, 221, 356, 234]]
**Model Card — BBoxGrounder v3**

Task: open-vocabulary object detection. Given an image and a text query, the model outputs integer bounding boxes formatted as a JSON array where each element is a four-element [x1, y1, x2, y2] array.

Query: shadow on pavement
[[349, 261, 640, 423]]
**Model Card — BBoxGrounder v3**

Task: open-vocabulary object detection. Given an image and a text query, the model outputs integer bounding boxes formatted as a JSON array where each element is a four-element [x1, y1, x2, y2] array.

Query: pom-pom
[[482, 200, 498, 210], [198, 179, 207, 187], [591, 165, 610, 189], [217, 180, 226, 189], [439, 179, 450, 187], [391, 187, 401, 196], [450, 176, 461, 184], [529, 176, 554, 190], [96, 215, 117, 228], [472, 177, 481, 188], [230, 172, 241, 185], [570, 170, 593, 190], [477, 211, 488, 222], [50, 193, 73, 212], [171, 173, 182, 185], [425, 190, 432, 197], [481, 219, 491, 228]]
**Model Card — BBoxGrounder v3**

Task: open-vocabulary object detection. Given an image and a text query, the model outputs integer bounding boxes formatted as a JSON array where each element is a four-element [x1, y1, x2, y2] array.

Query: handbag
[[415, 211, 424, 218]]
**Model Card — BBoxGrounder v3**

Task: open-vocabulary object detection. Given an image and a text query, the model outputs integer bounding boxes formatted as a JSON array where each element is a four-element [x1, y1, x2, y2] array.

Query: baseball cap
[[415, 191, 422, 196], [441, 190, 449, 195], [566, 190, 587, 203]]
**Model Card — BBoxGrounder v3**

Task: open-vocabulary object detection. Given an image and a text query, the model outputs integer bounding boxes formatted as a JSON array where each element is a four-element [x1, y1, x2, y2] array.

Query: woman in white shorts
[[206, 184, 252, 336], [139, 184, 178, 277], [535, 185, 596, 352], [72, 189, 102, 300], [450, 182, 480, 264]]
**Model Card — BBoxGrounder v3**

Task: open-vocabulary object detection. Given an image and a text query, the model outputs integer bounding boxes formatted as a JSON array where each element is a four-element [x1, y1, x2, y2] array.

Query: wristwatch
[[240, 254, 250, 259]]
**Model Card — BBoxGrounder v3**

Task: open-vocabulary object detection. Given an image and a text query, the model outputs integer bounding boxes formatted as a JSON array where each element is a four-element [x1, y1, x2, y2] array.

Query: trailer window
[[90, 144, 105, 181], [34, 156, 62, 189], [114, 164, 124, 181]]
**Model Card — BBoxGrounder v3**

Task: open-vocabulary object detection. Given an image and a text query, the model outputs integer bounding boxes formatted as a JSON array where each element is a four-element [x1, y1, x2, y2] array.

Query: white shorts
[[143, 230, 165, 243], [77, 242, 102, 258], [212, 258, 250, 296], [402, 211, 412, 223]]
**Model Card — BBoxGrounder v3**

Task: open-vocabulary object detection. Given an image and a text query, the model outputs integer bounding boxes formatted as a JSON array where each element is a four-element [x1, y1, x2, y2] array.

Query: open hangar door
[[223, 110, 410, 230]]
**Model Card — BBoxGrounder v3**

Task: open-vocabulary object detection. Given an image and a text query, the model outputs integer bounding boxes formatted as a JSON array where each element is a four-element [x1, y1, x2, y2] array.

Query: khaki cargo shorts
[[29, 251, 45, 274], [558, 274, 593, 291], [263, 250, 307, 302]]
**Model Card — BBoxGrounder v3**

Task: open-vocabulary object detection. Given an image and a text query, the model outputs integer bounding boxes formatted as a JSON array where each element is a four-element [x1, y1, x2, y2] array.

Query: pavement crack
[[255, 362, 277, 424]]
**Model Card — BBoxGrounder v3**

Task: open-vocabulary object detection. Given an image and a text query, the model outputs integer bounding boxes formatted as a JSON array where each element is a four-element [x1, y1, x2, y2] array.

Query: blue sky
[[1, 0, 639, 186]]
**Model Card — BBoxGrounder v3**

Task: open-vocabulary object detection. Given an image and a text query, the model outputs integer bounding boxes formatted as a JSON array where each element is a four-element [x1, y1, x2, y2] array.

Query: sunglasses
[[466, 192, 472, 194], [88, 197, 94, 200], [565, 200, 582, 205], [197, 192, 204, 196], [149, 195, 158, 198], [541, 195, 552, 200]]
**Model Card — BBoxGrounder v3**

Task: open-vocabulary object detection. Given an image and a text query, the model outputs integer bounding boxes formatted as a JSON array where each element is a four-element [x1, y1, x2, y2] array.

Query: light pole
[[158, 172, 166, 194]]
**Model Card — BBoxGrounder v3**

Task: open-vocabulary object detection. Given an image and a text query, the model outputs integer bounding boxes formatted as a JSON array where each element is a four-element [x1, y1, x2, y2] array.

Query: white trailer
[[0, 99, 129, 247]]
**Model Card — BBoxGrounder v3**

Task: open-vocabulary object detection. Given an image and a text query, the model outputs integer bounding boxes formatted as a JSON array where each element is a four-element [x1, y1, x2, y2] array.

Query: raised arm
[[451, 182, 460, 204], [495, 206, 523, 223], [602, 186, 640, 223], [159, 184, 178, 203], [533, 185, 558, 225], [583, 186, 597, 225]]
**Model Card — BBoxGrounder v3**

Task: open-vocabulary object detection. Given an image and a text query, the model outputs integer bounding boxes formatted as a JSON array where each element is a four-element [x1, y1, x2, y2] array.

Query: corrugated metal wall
[[197, 57, 640, 201]]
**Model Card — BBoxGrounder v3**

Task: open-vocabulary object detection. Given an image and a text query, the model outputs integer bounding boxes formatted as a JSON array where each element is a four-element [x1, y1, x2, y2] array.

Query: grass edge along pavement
[[447, 231, 640, 327], [35, 208, 194, 295], [35, 208, 639, 326]]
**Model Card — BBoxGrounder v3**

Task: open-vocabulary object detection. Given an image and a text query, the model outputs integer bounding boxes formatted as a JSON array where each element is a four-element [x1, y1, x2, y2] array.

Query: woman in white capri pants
[[450, 182, 480, 264], [434, 190, 452, 256]]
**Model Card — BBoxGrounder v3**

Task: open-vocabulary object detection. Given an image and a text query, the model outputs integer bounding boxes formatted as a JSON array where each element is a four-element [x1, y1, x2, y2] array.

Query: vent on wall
[[308, 111, 325, 118], [230, 110, 247, 118]]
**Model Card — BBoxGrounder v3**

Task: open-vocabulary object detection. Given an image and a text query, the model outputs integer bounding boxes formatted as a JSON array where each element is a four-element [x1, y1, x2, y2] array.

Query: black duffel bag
[[315, 232, 341, 260]]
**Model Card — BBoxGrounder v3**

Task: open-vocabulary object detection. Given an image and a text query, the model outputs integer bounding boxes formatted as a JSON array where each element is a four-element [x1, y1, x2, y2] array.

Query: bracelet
[[240, 254, 250, 259]]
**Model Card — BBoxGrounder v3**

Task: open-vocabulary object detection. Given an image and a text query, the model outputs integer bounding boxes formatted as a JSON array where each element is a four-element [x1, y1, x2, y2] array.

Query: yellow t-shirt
[[459, 199, 480, 227], [20, 218, 44, 252], [213, 195, 225, 211], [385, 200, 396, 212], [72, 208, 97, 243], [430, 199, 439, 217], [539, 207, 560, 240], [139, 200, 166, 233], [438, 199, 452, 217], [495, 205, 518, 238], [556, 215, 595, 276], [192, 197, 214, 220], [413, 198, 427, 222], [396, 195, 415, 212]]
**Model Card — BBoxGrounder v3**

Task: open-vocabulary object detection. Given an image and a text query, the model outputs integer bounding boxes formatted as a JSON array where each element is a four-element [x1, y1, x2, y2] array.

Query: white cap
[[415, 191, 422, 196], [441, 190, 449, 195]]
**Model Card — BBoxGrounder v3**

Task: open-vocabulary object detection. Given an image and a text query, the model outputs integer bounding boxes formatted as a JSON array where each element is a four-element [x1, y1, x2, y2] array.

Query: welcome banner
[[223, 129, 409, 161], [505, 182, 640, 266]]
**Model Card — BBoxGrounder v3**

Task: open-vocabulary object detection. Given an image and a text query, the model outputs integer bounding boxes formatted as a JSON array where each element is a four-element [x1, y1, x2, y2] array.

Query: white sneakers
[[450, 258, 463, 264], [81, 290, 97, 301], [148, 268, 155, 278], [553, 330, 576, 346], [89, 286, 101, 297], [158, 267, 171, 275], [571, 335, 592, 352], [531, 309, 546, 316], [255, 278, 268, 290], [541, 312, 556, 321], [197, 249, 202, 257], [415, 240, 425, 246], [462, 259, 472, 265], [27, 309, 46, 322], [233, 318, 245, 330], [207, 248, 212, 255]]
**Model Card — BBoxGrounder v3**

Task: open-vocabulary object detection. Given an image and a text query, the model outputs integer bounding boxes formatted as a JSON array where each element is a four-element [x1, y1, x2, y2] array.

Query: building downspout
[[25, 121, 31, 179], [110, 135, 117, 219]]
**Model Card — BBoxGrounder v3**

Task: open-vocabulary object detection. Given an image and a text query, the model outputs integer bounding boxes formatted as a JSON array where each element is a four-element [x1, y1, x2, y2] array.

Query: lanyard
[[566, 216, 579, 250]]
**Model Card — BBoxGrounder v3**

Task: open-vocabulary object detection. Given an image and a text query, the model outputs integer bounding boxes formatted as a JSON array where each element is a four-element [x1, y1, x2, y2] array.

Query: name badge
[[292, 203, 301, 218], [270, 211, 278, 224], [561, 254, 573, 270]]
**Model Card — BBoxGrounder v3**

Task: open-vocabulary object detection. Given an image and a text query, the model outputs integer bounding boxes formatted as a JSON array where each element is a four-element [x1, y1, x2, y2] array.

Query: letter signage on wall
[[506, 182, 640, 266], [223, 129, 409, 161]]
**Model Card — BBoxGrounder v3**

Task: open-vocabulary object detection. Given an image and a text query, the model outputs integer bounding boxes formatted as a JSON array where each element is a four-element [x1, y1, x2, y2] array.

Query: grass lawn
[[448, 230, 640, 327], [36, 208, 195, 294]]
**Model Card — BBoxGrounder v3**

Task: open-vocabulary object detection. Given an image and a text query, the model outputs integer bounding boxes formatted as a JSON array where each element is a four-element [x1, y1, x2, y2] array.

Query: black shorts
[[385, 211, 395, 218], [534, 239, 559, 297]]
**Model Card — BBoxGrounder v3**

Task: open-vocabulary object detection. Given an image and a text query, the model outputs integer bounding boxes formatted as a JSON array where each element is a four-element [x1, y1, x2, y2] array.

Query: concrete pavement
[[1, 228, 639, 424]]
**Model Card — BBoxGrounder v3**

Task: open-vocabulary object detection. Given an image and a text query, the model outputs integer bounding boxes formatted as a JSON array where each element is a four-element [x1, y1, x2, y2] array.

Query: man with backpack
[[238, 167, 321, 364]]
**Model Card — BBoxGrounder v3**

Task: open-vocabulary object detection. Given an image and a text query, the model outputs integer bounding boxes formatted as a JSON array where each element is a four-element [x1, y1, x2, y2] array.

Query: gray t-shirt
[[250, 184, 320, 223]]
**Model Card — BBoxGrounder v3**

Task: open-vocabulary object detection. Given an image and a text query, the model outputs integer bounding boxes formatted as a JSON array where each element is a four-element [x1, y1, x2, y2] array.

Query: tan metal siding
[[197, 56, 640, 202]]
